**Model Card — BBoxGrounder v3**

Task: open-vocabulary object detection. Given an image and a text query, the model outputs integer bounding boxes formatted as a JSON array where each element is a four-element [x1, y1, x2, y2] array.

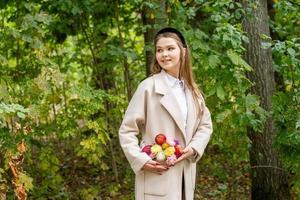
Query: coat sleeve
[[187, 99, 213, 163], [118, 81, 152, 174]]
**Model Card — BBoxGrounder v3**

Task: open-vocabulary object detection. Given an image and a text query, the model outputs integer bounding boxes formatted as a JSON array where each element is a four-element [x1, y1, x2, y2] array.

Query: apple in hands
[[155, 133, 167, 145]]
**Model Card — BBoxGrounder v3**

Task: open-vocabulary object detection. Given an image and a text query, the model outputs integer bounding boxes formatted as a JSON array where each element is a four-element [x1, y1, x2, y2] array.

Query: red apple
[[141, 144, 152, 155], [174, 144, 183, 158], [155, 134, 167, 145]]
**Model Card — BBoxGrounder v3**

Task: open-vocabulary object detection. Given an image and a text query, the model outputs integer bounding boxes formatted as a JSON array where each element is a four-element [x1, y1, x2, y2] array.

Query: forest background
[[0, 0, 299, 199]]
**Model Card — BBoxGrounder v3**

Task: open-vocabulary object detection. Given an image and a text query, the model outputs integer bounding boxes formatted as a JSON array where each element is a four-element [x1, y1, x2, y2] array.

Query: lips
[[162, 59, 171, 63]]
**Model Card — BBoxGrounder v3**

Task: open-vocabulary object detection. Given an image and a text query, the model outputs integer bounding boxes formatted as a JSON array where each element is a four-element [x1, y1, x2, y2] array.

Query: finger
[[182, 148, 188, 153], [143, 165, 160, 174], [145, 162, 169, 171], [155, 165, 169, 172], [150, 160, 167, 168], [182, 147, 193, 155], [143, 162, 158, 170], [146, 165, 166, 175], [157, 162, 169, 168], [143, 160, 169, 173], [174, 154, 187, 165], [183, 147, 194, 157], [147, 160, 159, 165], [166, 162, 175, 167]]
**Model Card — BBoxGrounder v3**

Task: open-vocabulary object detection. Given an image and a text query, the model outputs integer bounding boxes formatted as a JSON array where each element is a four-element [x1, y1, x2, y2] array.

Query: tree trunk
[[80, 15, 120, 184], [142, 0, 168, 76], [116, 0, 132, 101], [242, 1, 291, 199]]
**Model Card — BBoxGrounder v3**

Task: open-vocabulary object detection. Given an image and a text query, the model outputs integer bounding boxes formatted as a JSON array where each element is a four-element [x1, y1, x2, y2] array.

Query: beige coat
[[119, 70, 213, 200]]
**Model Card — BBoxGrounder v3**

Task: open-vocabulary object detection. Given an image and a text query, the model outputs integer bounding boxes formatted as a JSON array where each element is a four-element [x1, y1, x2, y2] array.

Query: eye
[[168, 47, 175, 51], [156, 49, 162, 53]]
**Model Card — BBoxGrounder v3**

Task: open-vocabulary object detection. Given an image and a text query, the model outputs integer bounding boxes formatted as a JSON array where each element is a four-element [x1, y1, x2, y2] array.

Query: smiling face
[[155, 37, 183, 78]]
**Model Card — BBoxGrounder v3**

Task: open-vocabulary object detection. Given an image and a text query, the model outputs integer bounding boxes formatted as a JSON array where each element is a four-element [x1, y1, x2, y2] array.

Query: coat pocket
[[144, 171, 168, 196], [144, 194, 167, 200]]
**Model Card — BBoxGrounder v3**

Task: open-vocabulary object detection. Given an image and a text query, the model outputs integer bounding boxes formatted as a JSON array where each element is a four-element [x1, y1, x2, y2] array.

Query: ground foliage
[[0, 0, 299, 199]]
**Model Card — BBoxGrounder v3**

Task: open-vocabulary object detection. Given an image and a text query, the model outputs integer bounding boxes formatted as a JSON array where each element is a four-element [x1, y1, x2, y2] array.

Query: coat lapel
[[153, 70, 205, 145], [153, 71, 186, 141]]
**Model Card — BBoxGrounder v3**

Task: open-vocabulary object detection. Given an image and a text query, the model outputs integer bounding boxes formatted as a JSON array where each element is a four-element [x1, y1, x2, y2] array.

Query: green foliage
[[0, 167, 7, 198], [272, 1, 300, 39], [0, 0, 299, 198], [18, 172, 33, 192], [78, 186, 100, 200], [0, 103, 28, 123], [226, 49, 251, 71], [29, 147, 68, 199], [270, 4, 300, 187]]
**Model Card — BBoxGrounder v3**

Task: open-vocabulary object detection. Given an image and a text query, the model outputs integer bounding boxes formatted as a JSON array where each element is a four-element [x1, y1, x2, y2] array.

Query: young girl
[[119, 27, 213, 200]]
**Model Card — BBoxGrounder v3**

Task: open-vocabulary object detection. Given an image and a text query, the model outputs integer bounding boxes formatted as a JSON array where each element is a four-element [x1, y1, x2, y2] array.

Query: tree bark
[[80, 13, 120, 184], [242, 1, 291, 199], [116, 0, 132, 101], [142, 0, 168, 76]]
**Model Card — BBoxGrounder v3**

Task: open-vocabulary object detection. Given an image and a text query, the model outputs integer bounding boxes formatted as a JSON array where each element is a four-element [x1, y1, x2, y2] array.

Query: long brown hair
[[151, 32, 203, 116]]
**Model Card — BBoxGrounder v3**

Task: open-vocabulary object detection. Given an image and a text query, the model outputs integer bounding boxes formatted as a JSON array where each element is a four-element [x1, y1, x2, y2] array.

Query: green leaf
[[261, 42, 272, 49], [17, 112, 26, 119], [0, 168, 4, 179], [0, 55, 8, 65], [206, 87, 216, 97], [208, 54, 220, 68], [227, 49, 252, 71], [215, 109, 231, 123], [287, 48, 295, 57], [216, 85, 225, 100], [296, 118, 300, 129], [18, 173, 33, 191], [245, 94, 259, 111], [227, 49, 240, 65]]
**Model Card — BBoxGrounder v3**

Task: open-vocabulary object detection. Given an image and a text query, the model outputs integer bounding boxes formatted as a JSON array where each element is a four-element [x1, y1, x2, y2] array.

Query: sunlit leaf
[[18, 173, 33, 191]]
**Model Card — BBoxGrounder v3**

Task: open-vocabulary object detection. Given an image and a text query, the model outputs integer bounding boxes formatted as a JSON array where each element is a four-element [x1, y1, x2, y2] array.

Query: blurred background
[[0, 0, 299, 199]]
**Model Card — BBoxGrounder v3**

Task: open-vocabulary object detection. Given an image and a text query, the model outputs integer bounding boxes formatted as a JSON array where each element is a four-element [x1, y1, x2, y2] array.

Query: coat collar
[[164, 70, 185, 89], [153, 70, 198, 144]]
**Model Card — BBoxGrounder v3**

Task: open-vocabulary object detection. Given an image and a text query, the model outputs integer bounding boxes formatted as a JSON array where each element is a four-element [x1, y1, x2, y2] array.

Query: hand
[[174, 147, 195, 165], [142, 160, 169, 175]]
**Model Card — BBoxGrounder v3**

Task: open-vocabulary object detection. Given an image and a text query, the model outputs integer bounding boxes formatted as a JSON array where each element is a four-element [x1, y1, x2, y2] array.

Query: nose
[[162, 51, 168, 57]]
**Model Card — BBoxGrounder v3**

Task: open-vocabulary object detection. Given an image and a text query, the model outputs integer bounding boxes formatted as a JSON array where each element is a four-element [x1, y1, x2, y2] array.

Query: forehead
[[156, 37, 178, 47]]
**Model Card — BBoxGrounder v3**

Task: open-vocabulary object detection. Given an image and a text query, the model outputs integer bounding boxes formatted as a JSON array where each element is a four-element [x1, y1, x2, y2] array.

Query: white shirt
[[163, 70, 188, 130]]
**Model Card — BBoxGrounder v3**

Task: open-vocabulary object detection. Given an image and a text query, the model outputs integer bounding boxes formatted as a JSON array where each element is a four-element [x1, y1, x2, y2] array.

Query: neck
[[164, 69, 179, 79]]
